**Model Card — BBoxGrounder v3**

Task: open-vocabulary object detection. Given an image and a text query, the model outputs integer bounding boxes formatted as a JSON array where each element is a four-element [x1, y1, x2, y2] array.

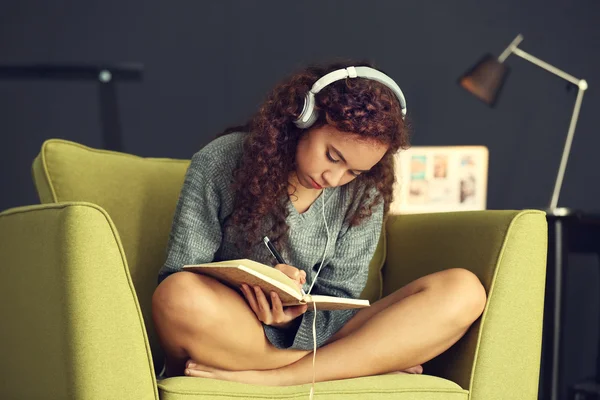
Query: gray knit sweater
[[158, 132, 383, 350]]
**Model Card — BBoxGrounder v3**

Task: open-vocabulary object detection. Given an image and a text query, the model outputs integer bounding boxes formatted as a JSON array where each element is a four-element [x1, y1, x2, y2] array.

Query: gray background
[[1, 1, 599, 398]]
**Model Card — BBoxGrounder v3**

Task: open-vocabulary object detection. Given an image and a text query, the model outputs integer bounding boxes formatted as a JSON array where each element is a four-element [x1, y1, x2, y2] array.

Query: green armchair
[[0, 139, 547, 399]]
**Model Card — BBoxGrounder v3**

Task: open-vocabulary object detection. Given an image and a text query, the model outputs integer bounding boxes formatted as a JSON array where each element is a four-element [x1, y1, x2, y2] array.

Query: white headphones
[[293, 66, 407, 129]]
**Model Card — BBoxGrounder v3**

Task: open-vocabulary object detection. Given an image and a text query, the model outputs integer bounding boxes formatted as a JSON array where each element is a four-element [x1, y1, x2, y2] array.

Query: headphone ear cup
[[294, 93, 317, 129], [301, 109, 319, 129]]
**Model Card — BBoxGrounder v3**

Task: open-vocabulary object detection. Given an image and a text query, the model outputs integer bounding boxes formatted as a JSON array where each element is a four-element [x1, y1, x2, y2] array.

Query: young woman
[[152, 60, 487, 386]]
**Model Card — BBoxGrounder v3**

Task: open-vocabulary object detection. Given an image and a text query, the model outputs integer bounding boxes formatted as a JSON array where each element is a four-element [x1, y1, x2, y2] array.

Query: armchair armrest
[[382, 210, 547, 400], [0, 202, 158, 400]]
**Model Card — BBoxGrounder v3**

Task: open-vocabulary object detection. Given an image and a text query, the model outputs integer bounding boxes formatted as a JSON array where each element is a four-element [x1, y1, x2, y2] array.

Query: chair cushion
[[31, 138, 386, 372], [158, 374, 467, 400]]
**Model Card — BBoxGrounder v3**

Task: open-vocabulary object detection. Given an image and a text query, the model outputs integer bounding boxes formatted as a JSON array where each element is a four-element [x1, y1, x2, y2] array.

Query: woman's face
[[294, 124, 389, 190]]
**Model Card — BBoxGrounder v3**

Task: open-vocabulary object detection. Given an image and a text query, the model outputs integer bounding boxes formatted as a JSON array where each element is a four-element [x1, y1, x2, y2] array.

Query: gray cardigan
[[158, 132, 383, 350]]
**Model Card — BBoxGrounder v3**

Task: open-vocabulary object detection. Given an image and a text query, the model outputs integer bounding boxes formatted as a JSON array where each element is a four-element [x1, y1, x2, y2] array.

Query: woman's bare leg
[[151, 271, 310, 376], [183, 268, 487, 385]]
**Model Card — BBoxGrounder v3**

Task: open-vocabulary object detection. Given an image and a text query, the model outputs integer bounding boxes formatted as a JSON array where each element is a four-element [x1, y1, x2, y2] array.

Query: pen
[[263, 236, 286, 264], [263, 236, 307, 296]]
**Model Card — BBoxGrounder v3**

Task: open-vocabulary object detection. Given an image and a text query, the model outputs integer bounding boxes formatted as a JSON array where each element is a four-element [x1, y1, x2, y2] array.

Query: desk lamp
[[458, 34, 588, 216]]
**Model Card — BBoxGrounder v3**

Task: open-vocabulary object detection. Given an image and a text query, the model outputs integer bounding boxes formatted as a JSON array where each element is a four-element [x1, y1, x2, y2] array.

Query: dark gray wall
[[1, 1, 599, 398]]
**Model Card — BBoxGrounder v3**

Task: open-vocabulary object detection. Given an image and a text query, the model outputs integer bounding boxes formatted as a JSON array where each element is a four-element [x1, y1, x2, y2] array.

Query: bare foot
[[403, 364, 424, 374], [387, 364, 424, 375], [184, 359, 279, 386]]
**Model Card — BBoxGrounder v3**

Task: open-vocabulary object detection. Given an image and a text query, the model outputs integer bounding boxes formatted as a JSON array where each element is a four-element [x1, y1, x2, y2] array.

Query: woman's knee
[[437, 268, 487, 326], [152, 271, 224, 331]]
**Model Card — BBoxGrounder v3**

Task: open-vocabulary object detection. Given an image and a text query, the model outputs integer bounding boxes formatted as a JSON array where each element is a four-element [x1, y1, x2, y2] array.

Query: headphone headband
[[294, 66, 407, 129]]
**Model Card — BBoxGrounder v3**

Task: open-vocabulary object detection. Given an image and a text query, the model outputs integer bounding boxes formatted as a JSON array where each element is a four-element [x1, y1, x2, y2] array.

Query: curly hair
[[218, 59, 411, 255]]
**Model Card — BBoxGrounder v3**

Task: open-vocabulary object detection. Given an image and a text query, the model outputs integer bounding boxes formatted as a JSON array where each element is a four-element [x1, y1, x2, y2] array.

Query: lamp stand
[[498, 34, 588, 215]]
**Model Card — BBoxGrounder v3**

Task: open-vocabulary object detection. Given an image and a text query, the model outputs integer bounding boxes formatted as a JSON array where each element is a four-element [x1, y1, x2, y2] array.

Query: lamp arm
[[513, 44, 589, 210], [499, 33, 582, 86], [549, 84, 587, 210], [510, 48, 589, 210], [511, 47, 581, 85], [498, 34, 589, 211]]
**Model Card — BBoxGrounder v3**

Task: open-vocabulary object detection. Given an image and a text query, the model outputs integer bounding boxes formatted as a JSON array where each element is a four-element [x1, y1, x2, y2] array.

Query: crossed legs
[[152, 267, 486, 385]]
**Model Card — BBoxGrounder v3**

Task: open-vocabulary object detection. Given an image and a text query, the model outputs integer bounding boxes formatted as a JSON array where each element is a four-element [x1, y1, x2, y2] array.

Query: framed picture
[[390, 146, 489, 214]]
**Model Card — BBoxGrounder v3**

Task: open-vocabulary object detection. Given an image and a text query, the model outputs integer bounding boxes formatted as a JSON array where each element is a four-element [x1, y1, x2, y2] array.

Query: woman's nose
[[324, 168, 345, 187]]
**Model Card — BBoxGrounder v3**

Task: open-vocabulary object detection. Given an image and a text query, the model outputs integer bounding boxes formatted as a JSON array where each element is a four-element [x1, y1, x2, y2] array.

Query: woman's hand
[[274, 263, 307, 289], [241, 282, 308, 329]]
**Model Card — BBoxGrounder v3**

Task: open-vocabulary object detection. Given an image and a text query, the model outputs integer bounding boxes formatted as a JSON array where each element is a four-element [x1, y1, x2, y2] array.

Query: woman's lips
[[310, 177, 323, 189]]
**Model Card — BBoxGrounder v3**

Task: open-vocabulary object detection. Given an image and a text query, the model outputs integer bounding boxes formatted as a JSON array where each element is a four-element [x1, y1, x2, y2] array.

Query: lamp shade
[[458, 53, 510, 107]]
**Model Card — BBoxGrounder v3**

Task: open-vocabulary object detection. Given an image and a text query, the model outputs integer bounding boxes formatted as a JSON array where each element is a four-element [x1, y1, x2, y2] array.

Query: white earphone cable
[[307, 189, 330, 399], [307, 189, 330, 295]]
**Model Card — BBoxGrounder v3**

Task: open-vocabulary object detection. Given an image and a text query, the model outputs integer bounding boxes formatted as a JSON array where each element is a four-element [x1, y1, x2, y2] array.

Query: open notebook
[[183, 259, 370, 311]]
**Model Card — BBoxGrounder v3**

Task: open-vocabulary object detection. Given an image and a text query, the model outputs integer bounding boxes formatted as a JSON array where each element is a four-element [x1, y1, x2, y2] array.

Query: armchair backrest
[[33, 139, 189, 373], [31, 139, 386, 374]]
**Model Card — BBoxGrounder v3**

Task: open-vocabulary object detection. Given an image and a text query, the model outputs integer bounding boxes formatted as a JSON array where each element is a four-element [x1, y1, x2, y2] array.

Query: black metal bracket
[[0, 63, 144, 152]]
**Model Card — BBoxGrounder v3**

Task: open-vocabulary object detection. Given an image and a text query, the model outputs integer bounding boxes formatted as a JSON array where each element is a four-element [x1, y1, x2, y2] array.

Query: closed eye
[[326, 151, 340, 163], [326, 151, 361, 177]]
